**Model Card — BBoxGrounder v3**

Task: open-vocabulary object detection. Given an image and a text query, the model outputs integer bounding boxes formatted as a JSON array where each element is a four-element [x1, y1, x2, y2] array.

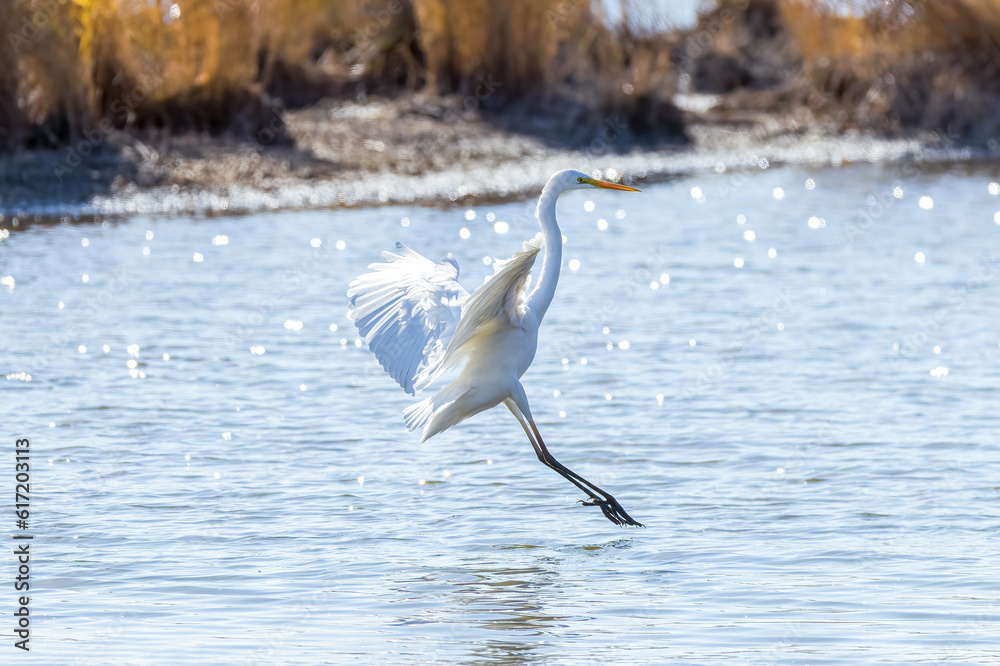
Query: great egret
[[348, 169, 643, 527]]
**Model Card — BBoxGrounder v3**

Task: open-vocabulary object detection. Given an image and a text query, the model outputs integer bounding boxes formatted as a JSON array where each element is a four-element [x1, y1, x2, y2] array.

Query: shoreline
[[0, 95, 992, 222]]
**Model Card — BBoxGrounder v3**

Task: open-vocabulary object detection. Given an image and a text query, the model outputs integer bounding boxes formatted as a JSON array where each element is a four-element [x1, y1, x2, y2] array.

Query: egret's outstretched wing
[[348, 243, 468, 395], [441, 236, 542, 367]]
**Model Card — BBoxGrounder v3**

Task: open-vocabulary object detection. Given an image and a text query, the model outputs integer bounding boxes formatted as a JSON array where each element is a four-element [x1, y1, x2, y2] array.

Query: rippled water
[[3, 161, 999, 664]]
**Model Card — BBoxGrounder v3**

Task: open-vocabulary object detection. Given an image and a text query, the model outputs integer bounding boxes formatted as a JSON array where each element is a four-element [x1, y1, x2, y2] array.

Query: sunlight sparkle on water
[[1, 276, 14, 291], [930, 366, 949, 378], [81, 274, 89, 283], [618, 340, 630, 350], [772, 187, 785, 200], [78, 346, 86, 354], [146, 231, 154, 240], [568, 259, 580, 272], [994, 211, 1000, 225], [919, 196, 934, 210], [734, 257, 745, 268], [102, 345, 110, 353], [464, 209, 476, 221], [768, 247, 777, 258], [744, 230, 756, 242], [213, 235, 230, 246], [486, 212, 496, 222], [805, 178, 816, 189], [143, 247, 150, 256], [400, 217, 410, 227], [193, 253, 204, 262], [284, 320, 303, 331], [310, 238, 321, 247], [584, 201, 595, 212], [915, 252, 926, 264], [737, 214, 746, 225], [808, 216, 826, 229], [989, 182, 999, 195], [250, 346, 265, 355], [660, 273, 670, 285], [933, 345, 941, 354], [336, 240, 347, 250], [329, 323, 338, 333], [615, 209, 626, 219], [493, 221, 509, 234], [894, 186, 904, 199], [81, 238, 89, 247], [597, 218, 608, 231], [459, 227, 470, 239]]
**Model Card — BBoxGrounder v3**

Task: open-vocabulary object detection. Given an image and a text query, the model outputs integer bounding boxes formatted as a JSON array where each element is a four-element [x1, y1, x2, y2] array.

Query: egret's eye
[[577, 177, 585, 183]]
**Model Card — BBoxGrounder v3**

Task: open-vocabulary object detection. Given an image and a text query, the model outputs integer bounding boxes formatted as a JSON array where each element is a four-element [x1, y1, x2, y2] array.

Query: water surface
[[3, 161, 999, 663]]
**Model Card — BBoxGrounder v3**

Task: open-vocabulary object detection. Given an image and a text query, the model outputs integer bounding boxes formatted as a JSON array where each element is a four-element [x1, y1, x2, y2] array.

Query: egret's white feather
[[347, 243, 468, 396], [441, 237, 542, 369]]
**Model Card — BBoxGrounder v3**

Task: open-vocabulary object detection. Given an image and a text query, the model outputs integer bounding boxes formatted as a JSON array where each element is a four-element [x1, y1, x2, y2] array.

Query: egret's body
[[348, 169, 643, 526]]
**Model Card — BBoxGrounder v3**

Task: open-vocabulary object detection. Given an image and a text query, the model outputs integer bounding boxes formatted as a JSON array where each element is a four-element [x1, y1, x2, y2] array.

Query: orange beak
[[584, 177, 640, 192]]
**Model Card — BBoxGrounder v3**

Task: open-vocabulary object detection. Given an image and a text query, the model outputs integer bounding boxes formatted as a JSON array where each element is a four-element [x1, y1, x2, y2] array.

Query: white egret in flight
[[348, 169, 643, 526]]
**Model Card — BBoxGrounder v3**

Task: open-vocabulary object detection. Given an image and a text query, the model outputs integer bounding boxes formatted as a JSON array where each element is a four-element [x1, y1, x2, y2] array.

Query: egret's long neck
[[527, 182, 563, 323]]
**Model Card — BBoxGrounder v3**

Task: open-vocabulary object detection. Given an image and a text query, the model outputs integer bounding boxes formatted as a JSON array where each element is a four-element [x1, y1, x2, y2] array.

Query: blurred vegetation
[[682, 0, 1000, 144], [1, 0, 998, 154], [0, 0, 683, 152]]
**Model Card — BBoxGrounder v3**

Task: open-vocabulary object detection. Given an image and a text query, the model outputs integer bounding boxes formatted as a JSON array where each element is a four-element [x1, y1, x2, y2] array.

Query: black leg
[[508, 405, 643, 527], [528, 422, 644, 528]]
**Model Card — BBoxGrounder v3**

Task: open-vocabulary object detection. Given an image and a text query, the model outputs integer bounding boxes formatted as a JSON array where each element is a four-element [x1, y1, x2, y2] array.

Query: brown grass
[[1, 0, 685, 151], [2, 0, 380, 146], [777, 0, 1000, 140]]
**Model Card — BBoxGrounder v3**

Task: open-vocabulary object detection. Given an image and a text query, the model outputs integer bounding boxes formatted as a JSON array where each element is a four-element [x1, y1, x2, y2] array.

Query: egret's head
[[552, 169, 641, 193]]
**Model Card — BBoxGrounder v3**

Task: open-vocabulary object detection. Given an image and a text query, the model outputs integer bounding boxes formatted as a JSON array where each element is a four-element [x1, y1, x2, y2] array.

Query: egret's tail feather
[[403, 397, 435, 433], [402, 382, 471, 442]]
